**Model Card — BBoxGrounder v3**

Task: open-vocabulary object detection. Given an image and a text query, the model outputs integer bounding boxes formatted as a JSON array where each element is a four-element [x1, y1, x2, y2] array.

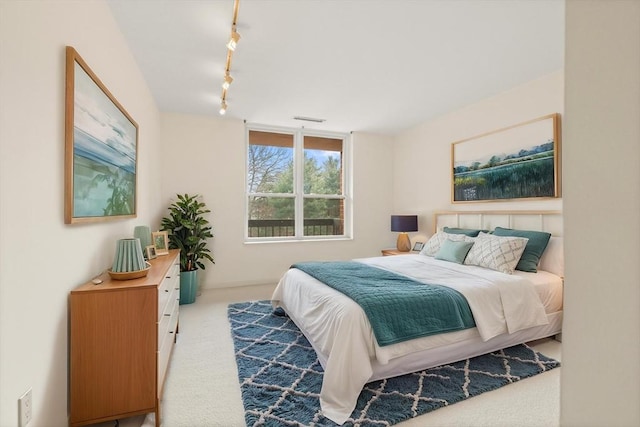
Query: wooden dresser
[[69, 249, 180, 427]]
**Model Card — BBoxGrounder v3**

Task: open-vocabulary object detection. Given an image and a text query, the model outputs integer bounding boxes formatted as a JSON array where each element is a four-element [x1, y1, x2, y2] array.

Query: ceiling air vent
[[293, 116, 326, 123]]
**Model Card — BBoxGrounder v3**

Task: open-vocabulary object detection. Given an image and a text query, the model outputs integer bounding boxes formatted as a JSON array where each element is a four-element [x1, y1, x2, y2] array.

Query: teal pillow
[[443, 227, 488, 237], [492, 227, 551, 273], [435, 239, 475, 264]]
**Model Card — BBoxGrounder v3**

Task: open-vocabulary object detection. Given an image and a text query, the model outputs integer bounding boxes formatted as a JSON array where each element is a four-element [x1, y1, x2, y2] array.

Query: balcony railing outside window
[[248, 219, 344, 238]]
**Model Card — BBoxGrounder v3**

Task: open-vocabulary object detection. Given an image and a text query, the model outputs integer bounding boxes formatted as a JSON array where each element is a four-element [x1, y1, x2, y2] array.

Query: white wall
[[159, 113, 395, 289], [0, 1, 162, 426], [2, 2, 635, 426], [393, 70, 564, 240], [562, 1, 640, 426]]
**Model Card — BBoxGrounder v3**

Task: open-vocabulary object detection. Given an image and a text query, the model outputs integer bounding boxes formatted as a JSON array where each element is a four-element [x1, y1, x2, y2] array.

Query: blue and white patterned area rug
[[228, 300, 560, 427]]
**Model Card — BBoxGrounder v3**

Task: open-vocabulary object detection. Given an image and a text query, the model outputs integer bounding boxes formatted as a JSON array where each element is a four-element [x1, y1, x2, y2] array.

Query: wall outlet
[[18, 388, 32, 427]]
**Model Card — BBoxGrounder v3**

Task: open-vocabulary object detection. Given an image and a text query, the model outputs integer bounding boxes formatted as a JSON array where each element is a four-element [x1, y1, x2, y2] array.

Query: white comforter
[[271, 255, 549, 424]]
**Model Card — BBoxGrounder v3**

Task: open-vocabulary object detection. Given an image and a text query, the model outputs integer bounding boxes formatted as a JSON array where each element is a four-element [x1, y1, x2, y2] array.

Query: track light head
[[227, 30, 241, 51], [222, 73, 234, 90]]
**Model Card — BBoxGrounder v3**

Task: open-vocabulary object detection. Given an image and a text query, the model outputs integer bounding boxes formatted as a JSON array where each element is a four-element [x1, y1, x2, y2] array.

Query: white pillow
[[420, 231, 474, 257], [464, 233, 529, 274], [538, 236, 564, 277]]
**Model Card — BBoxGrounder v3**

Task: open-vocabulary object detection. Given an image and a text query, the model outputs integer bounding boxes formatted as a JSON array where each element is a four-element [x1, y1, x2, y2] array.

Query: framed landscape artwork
[[451, 113, 560, 203], [64, 46, 138, 224]]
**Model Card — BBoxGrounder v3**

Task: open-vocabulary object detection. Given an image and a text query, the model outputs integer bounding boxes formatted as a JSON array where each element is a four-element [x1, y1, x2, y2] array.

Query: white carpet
[[123, 283, 561, 427]]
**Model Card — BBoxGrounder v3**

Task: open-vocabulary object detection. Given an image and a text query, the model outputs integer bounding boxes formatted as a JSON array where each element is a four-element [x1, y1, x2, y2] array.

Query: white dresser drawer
[[158, 287, 179, 348], [158, 311, 171, 348], [157, 265, 180, 321], [159, 264, 179, 292], [158, 300, 179, 394]]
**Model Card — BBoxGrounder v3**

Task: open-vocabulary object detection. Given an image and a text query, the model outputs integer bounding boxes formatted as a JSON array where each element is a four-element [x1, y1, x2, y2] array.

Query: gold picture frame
[[145, 245, 157, 260], [152, 231, 169, 256], [451, 113, 561, 203], [64, 46, 138, 224]]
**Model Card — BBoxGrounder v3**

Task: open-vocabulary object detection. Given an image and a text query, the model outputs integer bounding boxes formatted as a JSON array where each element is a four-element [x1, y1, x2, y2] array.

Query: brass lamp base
[[396, 232, 411, 252]]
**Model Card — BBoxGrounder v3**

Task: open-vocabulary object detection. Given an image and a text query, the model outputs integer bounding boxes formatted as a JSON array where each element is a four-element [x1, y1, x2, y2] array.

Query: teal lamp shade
[[112, 238, 147, 272], [133, 226, 152, 258]]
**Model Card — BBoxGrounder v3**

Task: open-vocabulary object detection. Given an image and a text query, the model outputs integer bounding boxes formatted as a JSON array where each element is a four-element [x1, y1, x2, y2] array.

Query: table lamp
[[391, 215, 418, 252]]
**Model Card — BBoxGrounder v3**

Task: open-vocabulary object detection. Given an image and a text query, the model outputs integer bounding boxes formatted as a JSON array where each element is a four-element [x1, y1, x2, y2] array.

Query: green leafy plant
[[160, 194, 214, 272]]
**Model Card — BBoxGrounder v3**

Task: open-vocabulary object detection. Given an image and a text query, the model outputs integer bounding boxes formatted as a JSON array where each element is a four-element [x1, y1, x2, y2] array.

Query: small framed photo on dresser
[[151, 231, 169, 255], [145, 245, 157, 260]]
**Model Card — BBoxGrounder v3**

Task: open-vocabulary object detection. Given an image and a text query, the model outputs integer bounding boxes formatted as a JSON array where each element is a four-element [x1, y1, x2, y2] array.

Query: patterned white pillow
[[420, 231, 474, 257], [463, 233, 529, 274]]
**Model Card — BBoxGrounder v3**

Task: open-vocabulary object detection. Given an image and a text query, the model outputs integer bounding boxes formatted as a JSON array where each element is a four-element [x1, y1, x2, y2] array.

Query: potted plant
[[160, 193, 214, 304]]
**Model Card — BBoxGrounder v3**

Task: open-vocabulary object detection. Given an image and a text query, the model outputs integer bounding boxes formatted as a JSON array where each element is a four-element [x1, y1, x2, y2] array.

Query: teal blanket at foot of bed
[[292, 261, 476, 346]]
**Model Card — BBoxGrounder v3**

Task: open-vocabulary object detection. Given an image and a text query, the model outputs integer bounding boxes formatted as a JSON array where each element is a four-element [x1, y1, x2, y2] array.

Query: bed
[[271, 210, 564, 424]]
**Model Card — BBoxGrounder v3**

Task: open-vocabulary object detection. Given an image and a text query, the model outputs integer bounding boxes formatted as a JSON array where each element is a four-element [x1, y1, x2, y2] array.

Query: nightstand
[[381, 249, 414, 256]]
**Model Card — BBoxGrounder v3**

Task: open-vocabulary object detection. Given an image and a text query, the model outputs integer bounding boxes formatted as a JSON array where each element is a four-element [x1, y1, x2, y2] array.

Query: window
[[246, 125, 350, 241]]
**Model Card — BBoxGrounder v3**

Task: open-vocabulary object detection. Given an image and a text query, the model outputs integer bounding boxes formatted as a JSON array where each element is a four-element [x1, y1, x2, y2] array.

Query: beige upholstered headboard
[[433, 210, 563, 236]]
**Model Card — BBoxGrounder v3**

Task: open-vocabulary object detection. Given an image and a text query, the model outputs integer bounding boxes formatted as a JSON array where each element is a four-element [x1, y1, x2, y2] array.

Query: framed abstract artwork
[[451, 113, 560, 203], [64, 46, 138, 223]]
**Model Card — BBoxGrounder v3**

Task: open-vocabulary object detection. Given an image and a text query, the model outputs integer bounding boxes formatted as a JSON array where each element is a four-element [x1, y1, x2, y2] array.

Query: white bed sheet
[[271, 255, 564, 424], [512, 269, 564, 313]]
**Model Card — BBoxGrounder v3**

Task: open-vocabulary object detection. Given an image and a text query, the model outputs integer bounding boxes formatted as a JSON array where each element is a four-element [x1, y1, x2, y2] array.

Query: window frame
[[245, 123, 352, 242]]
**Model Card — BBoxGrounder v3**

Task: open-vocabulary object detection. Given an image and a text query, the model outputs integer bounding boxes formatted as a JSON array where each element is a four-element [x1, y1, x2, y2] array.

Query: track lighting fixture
[[219, 0, 240, 115]]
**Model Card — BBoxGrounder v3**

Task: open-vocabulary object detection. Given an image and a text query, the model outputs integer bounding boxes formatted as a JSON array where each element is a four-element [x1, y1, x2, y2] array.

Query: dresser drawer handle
[[164, 313, 171, 317]]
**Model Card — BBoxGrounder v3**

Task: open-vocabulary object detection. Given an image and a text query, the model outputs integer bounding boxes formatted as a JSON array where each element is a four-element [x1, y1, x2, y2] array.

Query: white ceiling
[[107, 0, 564, 135]]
